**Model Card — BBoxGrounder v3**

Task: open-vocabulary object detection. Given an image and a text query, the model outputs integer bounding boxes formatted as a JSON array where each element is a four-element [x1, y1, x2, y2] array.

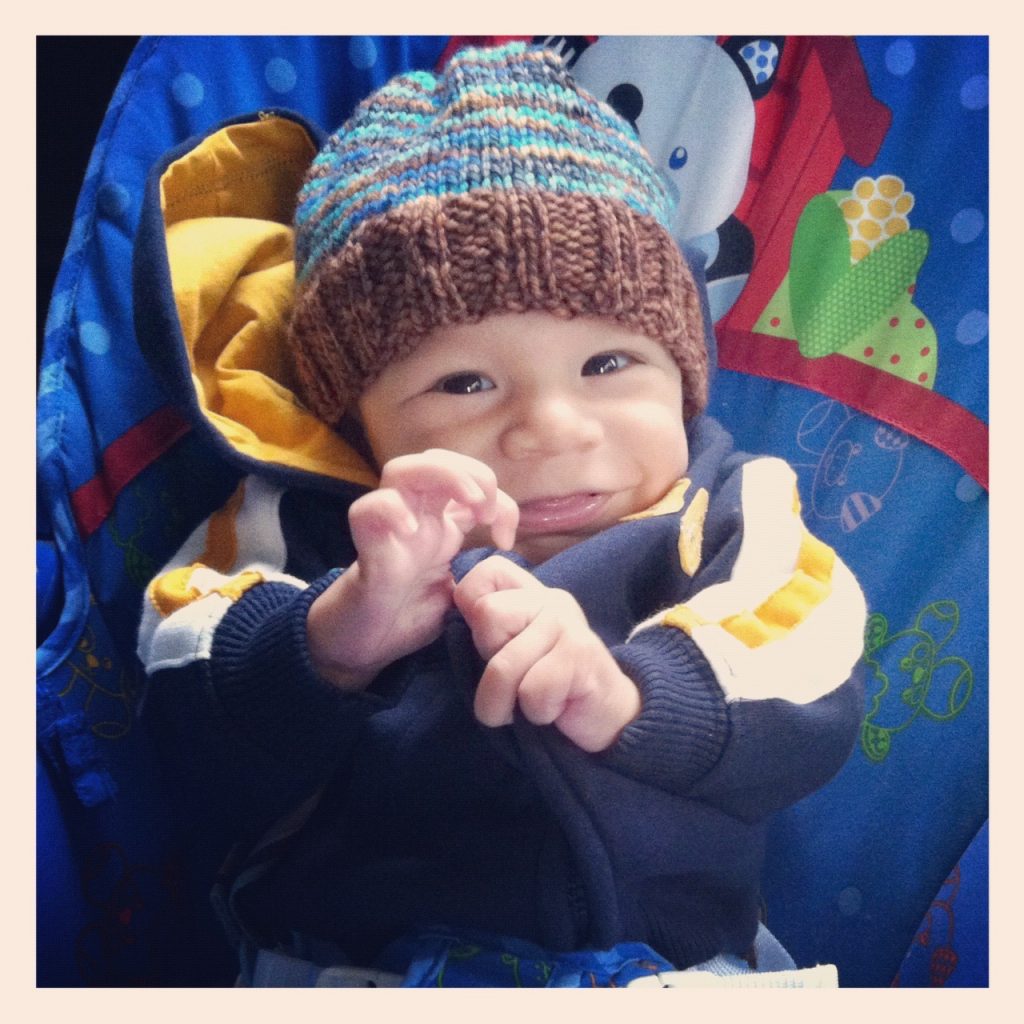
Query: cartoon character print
[[892, 864, 963, 987], [794, 399, 908, 532], [538, 36, 783, 323], [861, 600, 974, 763], [756, 175, 939, 389], [58, 611, 137, 740], [107, 478, 195, 590]]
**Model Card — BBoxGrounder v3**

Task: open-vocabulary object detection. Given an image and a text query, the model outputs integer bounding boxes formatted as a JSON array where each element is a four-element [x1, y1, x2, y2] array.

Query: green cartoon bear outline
[[861, 599, 974, 763]]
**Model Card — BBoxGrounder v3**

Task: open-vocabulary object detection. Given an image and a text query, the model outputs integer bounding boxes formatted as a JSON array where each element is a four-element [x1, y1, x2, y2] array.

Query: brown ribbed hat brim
[[288, 189, 708, 425]]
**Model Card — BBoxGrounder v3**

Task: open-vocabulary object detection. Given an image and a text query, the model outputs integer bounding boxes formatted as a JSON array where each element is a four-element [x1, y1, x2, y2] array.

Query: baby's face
[[357, 312, 689, 563]]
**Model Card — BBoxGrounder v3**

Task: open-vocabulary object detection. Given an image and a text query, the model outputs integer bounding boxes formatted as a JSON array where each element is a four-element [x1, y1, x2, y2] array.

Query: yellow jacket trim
[[147, 565, 203, 618], [678, 487, 709, 577], [662, 605, 708, 636], [712, 531, 835, 650], [621, 479, 690, 521], [199, 479, 247, 572]]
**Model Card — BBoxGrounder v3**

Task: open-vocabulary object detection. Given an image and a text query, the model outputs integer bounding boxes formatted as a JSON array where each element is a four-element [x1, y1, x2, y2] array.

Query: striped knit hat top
[[289, 42, 709, 426]]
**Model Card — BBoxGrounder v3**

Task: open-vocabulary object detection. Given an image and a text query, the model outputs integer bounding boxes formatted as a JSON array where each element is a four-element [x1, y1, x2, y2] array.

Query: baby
[[305, 310, 686, 753], [137, 42, 866, 985]]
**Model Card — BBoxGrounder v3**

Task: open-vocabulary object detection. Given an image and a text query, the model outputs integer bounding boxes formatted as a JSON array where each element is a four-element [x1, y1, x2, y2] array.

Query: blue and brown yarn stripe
[[288, 43, 708, 427]]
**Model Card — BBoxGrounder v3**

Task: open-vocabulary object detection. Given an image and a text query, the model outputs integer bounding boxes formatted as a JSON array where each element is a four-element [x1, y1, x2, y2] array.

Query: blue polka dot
[[38, 415, 62, 462], [955, 474, 983, 502], [885, 39, 916, 76], [950, 207, 985, 245], [98, 182, 131, 219], [759, 40, 770, 52], [38, 362, 64, 399], [349, 37, 378, 70], [110, 67, 138, 108], [80, 321, 111, 355], [44, 290, 71, 337], [265, 57, 297, 93], [955, 309, 988, 346], [757, 55, 768, 68], [837, 887, 863, 916], [960, 74, 988, 110], [65, 214, 90, 256], [84, 139, 107, 180], [742, 45, 754, 59], [172, 72, 204, 109]]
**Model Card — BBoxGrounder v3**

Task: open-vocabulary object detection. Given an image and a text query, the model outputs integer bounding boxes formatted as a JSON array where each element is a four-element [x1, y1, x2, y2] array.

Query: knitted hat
[[288, 42, 709, 426]]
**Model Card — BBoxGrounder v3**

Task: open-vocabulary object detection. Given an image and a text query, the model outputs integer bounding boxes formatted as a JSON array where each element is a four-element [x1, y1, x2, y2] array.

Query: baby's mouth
[[515, 492, 612, 534]]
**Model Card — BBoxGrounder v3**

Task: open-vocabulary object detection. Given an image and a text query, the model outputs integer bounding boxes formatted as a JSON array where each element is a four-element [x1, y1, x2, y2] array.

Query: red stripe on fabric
[[717, 328, 989, 490], [811, 38, 893, 166], [70, 406, 192, 539]]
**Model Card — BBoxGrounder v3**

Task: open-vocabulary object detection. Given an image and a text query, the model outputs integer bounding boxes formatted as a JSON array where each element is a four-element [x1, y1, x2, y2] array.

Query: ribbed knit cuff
[[604, 625, 729, 794], [211, 571, 383, 774]]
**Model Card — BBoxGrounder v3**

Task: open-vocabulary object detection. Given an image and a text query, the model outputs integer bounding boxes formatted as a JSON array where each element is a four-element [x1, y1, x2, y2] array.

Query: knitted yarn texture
[[289, 42, 708, 426]]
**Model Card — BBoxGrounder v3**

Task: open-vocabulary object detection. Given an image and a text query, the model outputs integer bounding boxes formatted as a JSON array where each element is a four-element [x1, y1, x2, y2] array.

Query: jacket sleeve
[[137, 474, 379, 833], [601, 455, 867, 822]]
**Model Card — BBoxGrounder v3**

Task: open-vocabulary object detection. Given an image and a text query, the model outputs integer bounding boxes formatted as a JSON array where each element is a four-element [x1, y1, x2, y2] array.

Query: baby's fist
[[453, 556, 640, 752]]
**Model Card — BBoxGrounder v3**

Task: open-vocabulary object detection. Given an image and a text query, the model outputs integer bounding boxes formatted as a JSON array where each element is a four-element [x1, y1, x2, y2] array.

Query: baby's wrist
[[307, 637, 379, 692], [306, 569, 385, 692], [306, 612, 377, 693]]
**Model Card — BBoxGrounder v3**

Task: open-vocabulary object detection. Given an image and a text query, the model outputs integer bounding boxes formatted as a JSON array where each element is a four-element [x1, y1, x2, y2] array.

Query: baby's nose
[[501, 396, 603, 459]]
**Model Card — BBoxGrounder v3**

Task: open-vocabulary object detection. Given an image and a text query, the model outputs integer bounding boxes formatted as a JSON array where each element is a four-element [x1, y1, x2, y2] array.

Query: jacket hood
[[133, 110, 379, 494]]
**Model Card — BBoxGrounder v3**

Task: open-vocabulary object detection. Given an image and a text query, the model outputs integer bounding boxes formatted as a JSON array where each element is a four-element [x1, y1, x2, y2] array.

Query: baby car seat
[[37, 34, 988, 986]]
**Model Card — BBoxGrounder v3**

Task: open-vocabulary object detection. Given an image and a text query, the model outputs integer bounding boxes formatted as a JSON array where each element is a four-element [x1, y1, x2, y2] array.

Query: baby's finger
[[467, 585, 555, 660], [489, 489, 520, 551], [382, 450, 494, 514], [474, 615, 559, 727], [453, 555, 540, 620], [515, 651, 576, 726], [348, 488, 419, 545]]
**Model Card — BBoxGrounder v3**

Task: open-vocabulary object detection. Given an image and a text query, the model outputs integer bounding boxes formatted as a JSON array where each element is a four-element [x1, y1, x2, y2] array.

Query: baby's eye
[[432, 372, 495, 395], [582, 352, 634, 376]]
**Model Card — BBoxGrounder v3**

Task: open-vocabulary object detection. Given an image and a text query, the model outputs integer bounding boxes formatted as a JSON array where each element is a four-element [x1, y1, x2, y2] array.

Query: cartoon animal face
[[861, 601, 974, 763], [560, 36, 781, 321], [569, 36, 772, 244], [577, 36, 753, 241], [796, 400, 907, 531]]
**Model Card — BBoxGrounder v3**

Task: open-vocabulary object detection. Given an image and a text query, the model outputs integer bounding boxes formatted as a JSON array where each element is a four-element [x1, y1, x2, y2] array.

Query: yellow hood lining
[[160, 115, 378, 489]]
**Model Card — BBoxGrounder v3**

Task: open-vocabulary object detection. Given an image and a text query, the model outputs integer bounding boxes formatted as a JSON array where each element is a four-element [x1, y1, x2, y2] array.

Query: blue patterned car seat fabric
[[37, 35, 988, 987]]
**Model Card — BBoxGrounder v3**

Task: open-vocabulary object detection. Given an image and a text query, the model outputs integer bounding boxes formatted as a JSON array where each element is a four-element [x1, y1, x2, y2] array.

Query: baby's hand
[[308, 450, 518, 690], [454, 556, 641, 752]]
